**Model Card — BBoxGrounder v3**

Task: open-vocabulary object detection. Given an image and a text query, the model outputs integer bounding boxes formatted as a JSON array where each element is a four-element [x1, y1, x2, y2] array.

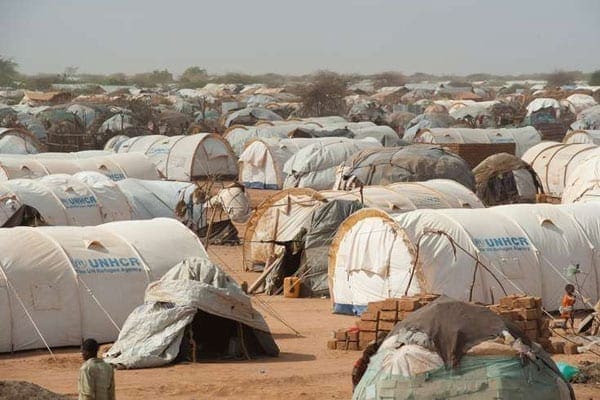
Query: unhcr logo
[[472, 236, 530, 252], [60, 196, 97, 209], [71, 257, 143, 274], [106, 173, 126, 181]]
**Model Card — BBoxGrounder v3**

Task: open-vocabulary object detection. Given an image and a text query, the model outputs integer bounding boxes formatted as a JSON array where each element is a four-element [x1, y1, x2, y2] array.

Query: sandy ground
[[0, 188, 599, 399]]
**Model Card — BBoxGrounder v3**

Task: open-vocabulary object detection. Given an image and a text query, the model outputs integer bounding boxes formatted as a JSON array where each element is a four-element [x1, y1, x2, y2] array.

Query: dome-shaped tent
[[522, 141, 600, 198], [0, 127, 45, 154], [571, 105, 600, 130], [0, 152, 160, 181], [283, 138, 382, 190], [333, 145, 475, 190], [116, 134, 238, 181], [473, 153, 541, 205], [0, 218, 206, 352], [354, 297, 573, 400], [329, 203, 600, 313]]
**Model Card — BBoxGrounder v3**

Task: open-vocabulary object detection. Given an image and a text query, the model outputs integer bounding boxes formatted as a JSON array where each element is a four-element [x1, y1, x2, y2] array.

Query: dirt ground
[[0, 189, 599, 399]]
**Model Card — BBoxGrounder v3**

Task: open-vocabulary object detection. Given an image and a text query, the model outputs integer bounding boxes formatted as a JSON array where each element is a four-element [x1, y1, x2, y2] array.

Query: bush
[[589, 70, 600, 86], [546, 70, 576, 88]]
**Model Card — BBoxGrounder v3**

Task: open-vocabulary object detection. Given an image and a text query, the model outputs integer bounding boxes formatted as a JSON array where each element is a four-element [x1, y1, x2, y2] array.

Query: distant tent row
[[112, 134, 238, 181], [0, 152, 160, 181], [329, 203, 600, 314], [0, 218, 205, 352]]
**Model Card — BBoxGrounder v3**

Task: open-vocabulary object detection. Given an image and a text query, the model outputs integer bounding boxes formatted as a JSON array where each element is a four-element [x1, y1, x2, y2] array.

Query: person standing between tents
[[78, 338, 116, 400], [559, 284, 576, 331]]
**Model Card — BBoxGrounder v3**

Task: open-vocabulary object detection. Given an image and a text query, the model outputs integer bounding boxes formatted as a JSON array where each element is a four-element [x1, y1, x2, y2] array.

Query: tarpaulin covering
[[104, 257, 278, 369]]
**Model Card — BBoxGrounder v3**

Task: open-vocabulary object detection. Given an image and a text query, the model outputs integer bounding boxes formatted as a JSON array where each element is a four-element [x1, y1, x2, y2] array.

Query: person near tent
[[559, 284, 577, 331], [78, 339, 116, 400]]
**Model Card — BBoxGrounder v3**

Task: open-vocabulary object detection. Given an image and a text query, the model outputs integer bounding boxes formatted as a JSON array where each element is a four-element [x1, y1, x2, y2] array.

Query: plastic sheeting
[[333, 145, 475, 190], [283, 138, 382, 190], [104, 257, 278, 368], [0, 218, 206, 352], [329, 203, 600, 312], [415, 127, 542, 157], [571, 105, 600, 130], [0, 152, 160, 181], [522, 141, 600, 198], [526, 98, 561, 116], [115, 133, 238, 181]]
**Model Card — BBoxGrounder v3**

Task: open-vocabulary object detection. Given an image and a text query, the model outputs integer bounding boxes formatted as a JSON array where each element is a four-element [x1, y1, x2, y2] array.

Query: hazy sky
[[1, 0, 599, 76]]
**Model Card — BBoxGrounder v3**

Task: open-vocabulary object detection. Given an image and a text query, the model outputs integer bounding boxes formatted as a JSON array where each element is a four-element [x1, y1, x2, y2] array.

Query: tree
[[0, 56, 19, 86], [299, 71, 348, 117], [590, 70, 600, 86], [180, 66, 208, 87], [546, 70, 576, 88], [373, 71, 406, 88], [63, 65, 79, 81]]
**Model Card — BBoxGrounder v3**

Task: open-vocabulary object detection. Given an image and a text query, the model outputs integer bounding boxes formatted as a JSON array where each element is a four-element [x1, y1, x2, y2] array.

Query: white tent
[[243, 180, 483, 271], [0, 218, 206, 352], [115, 134, 238, 181], [283, 138, 382, 190], [0, 128, 45, 155], [563, 130, 600, 145], [329, 203, 600, 314], [563, 94, 597, 114], [414, 127, 542, 157], [0, 152, 160, 181], [0, 173, 206, 228], [526, 98, 561, 116], [522, 141, 600, 198], [239, 137, 368, 190], [562, 156, 600, 203]]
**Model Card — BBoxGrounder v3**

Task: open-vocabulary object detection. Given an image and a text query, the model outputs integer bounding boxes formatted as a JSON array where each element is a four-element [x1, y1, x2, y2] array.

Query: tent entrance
[[176, 310, 263, 361], [2, 205, 46, 227]]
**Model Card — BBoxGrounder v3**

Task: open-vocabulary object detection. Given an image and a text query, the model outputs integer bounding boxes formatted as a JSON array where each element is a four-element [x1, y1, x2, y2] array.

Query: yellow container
[[283, 277, 301, 298]]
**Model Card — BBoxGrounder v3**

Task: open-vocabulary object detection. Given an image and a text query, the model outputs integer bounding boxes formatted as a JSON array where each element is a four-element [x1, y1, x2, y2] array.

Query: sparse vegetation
[[546, 70, 576, 88], [298, 70, 348, 117], [590, 70, 600, 86], [0, 56, 19, 86]]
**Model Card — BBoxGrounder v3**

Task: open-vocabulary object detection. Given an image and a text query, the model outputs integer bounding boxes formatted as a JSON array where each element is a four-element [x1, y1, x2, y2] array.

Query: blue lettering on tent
[[60, 195, 97, 209], [70, 257, 144, 274], [474, 236, 530, 252]]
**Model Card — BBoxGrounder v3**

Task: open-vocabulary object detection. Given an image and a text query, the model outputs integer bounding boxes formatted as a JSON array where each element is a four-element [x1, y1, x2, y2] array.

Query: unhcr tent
[[0, 218, 206, 352], [473, 153, 541, 205], [103, 134, 130, 152], [353, 297, 573, 400], [115, 134, 238, 181], [329, 203, 600, 313], [563, 129, 600, 145], [562, 156, 600, 203], [333, 145, 475, 190], [522, 141, 600, 198], [0, 152, 160, 181], [283, 138, 382, 190], [414, 127, 542, 157], [104, 257, 279, 369], [571, 105, 600, 130], [224, 107, 283, 128], [243, 180, 483, 274], [0, 127, 45, 154]]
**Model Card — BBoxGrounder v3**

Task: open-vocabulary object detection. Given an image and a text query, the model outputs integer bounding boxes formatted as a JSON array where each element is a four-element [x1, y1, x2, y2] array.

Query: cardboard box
[[347, 331, 359, 341], [379, 310, 398, 321], [516, 308, 541, 321], [327, 339, 337, 350], [513, 297, 537, 309], [357, 320, 377, 331], [334, 330, 347, 340], [337, 341, 348, 350], [347, 342, 359, 351], [360, 311, 378, 321], [367, 301, 386, 313], [359, 331, 377, 342], [381, 299, 399, 311], [399, 298, 420, 311], [378, 320, 396, 331]]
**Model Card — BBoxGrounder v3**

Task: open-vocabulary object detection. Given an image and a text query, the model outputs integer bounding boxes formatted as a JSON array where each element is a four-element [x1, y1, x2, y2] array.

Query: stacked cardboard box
[[443, 143, 516, 168], [327, 294, 440, 351], [488, 295, 553, 352]]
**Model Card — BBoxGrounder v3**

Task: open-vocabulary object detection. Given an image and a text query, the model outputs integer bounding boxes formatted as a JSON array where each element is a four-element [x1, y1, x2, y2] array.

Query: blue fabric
[[333, 302, 367, 315]]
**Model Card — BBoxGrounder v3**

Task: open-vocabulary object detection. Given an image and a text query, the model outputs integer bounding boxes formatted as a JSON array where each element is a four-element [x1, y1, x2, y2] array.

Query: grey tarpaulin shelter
[[353, 297, 574, 400], [295, 200, 364, 297], [105, 257, 279, 369], [334, 145, 475, 190]]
